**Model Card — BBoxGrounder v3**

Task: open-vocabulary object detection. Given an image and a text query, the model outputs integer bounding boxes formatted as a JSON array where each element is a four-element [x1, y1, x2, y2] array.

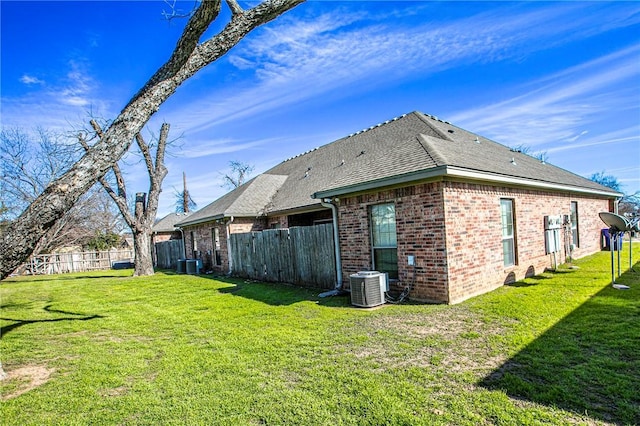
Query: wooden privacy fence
[[230, 224, 336, 289], [154, 240, 184, 269], [25, 249, 133, 275]]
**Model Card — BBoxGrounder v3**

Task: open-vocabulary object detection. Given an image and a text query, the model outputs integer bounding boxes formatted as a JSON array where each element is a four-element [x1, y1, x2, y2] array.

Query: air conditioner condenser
[[350, 271, 387, 308]]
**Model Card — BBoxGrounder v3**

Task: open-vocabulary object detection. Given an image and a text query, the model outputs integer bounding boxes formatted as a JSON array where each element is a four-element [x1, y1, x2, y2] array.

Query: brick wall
[[337, 180, 613, 304], [338, 182, 449, 303], [442, 181, 611, 303], [182, 216, 267, 272]]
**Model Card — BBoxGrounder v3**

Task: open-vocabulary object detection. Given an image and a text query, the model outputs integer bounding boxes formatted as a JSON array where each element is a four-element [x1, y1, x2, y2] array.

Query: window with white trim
[[212, 227, 221, 266], [500, 199, 516, 267], [570, 201, 579, 248], [370, 203, 398, 279]]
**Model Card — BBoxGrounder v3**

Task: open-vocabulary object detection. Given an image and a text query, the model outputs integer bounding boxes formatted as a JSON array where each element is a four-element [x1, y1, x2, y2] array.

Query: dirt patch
[[343, 306, 514, 373], [1, 365, 55, 400]]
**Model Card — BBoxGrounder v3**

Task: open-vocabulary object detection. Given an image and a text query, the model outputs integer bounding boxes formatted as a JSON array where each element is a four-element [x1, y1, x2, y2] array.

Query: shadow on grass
[[193, 273, 352, 308], [2, 272, 133, 284], [480, 267, 640, 424], [0, 304, 105, 338]]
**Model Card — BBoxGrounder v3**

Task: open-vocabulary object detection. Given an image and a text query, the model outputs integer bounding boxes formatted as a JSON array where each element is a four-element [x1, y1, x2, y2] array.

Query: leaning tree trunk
[[0, 0, 304, 280]]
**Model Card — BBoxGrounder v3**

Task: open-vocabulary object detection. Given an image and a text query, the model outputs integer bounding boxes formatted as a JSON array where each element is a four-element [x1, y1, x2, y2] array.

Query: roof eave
[[175, 213, 226, 228], [312, 166, 448, 199], [313, 166, 622, 199], [447, 167, 623, 198]]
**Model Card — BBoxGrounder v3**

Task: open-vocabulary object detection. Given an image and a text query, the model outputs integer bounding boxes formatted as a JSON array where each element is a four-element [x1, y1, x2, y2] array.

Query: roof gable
[[153, 212, 192, 233], [179, 111, 619, 226], [176, 174, 287, 227]]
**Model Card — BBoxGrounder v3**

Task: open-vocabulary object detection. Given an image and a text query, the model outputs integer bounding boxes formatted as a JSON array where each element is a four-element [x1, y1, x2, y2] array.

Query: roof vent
[[511, 157, 517, 166], [475, 137, 480, 144], [447, 129, 454, 133]]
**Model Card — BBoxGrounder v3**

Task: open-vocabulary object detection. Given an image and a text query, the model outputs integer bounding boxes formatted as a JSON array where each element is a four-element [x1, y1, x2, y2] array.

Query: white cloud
[[178, 137, 275, 159], [3, 60, 112, 131], [448, 44, 640, 148], [20, 74, 45, 85], [165, 2, 640, 135]]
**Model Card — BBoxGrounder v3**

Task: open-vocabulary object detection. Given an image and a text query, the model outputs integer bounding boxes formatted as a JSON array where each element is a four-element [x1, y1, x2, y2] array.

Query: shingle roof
[[176, 174, 287, 227], [177, 111, 620, 226], [153, 212, 192, 233]]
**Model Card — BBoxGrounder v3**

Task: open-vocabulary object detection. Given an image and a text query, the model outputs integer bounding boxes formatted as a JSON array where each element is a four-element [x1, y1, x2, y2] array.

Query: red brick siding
[[267, 215, 288, 229], [442, 182, 612, 303], [337, 180, 613, 304], [152, 233, 172, 243], [338, 182, 449, 303], [182, 217, 267, 272]]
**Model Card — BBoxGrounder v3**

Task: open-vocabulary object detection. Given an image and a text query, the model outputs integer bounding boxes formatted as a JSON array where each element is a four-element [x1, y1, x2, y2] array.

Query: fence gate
[[154, 240, 184, 269], [230, 224, 336, 289]]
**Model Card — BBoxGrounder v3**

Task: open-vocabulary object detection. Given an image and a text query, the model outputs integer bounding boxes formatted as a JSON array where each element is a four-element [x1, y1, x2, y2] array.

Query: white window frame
[[370, 203, 398, 279], [500, 199, 516, 267], [570, 201, 580, 248]]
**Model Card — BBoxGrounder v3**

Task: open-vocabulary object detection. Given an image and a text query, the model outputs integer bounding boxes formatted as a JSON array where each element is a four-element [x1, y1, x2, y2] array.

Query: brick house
[[152, 212, 192, 244], [176, 112, 620, 303]]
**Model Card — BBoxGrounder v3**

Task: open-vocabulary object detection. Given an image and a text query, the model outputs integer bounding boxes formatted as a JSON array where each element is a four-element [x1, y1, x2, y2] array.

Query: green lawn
[[1, 246, 638, 425]]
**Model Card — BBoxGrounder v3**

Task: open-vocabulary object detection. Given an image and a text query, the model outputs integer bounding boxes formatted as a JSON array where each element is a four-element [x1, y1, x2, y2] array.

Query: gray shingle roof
[[176, 174, 287, 227], [177, 111, 620, 226], [153, 212, 192, 233]]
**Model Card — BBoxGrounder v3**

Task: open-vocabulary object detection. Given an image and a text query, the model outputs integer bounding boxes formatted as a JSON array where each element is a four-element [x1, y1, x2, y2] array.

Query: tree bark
[[0, 0, 304, 280], [133, 227, 154, 277]]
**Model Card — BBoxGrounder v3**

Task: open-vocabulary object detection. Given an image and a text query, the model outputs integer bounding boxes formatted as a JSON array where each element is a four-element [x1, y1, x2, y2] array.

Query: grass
[[1, 245, 638, 425]]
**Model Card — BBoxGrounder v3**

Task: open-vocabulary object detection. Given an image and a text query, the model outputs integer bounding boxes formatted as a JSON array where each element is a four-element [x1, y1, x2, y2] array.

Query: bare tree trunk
[[133, 228, 154, 276], [183, 172, 190, 213], [0, 0, 304, 280], [80, 122, 169, 277]]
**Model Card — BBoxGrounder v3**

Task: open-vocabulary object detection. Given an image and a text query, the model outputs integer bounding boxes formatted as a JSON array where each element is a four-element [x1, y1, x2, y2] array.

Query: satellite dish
[[599, 212, 629, 232]]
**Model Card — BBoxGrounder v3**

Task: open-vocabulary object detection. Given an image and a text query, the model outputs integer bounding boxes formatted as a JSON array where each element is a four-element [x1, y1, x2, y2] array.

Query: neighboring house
[[152, 212, 192, 243], [176, 111, 621, 304], [152, 212, 192, 268]]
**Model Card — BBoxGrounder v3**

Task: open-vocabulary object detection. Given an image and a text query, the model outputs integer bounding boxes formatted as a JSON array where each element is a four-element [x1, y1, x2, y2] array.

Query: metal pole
[[610, 228, 616, 285], [617, 232, 622, 278]]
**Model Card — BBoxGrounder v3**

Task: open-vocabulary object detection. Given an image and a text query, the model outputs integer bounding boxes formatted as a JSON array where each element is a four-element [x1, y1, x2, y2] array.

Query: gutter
[[226, 216, 234, 275], [313, 165, 622, 200], [319, 198, 344, 297]]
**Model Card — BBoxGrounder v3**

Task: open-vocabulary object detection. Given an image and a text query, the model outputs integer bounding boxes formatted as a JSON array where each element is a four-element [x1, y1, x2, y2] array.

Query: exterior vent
[[350, 271, 387, 307]]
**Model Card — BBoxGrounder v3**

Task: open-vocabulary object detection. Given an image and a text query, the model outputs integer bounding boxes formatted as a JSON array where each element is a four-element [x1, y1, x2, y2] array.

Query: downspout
[[226, 216, 234, 275], [178, 227, 186, 259], [319, 198, 344, 297]]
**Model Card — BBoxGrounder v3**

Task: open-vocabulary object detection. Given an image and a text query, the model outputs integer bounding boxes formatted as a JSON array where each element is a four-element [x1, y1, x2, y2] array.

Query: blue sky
[[2, 1, 639, 217]]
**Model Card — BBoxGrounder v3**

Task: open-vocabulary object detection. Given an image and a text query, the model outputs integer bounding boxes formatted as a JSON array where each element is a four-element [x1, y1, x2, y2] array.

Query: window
[[212, 228, 221, 266], [500, 199, 516, 267], [370, 203, 398, 279], [190, 231, 197, 257], [570, 202, 579, 248]]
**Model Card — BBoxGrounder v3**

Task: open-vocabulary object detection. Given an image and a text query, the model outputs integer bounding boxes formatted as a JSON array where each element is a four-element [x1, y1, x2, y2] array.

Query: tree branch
[[129, 0, 222, 105], [226, 0, 243, 15], [0, 0, 305, 280], [90, 120, 127, 199], [78, 132, 136, 227]]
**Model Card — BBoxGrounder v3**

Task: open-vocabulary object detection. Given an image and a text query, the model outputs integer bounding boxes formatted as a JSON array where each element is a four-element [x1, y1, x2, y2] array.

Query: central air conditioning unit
[[350, 271, 387, 308]]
